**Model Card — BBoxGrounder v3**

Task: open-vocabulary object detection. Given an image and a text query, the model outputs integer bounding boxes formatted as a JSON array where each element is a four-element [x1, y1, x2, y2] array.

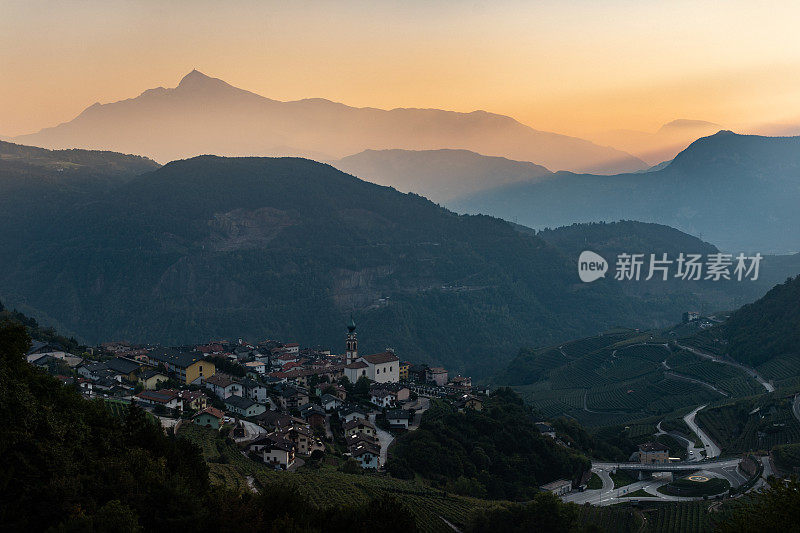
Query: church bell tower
[[346, 316, 358, 364]]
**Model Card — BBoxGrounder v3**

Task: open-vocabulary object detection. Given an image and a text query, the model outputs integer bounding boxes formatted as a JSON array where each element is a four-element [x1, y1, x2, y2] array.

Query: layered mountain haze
[[595, 119, 722, 165], [14, 70, 646, 174], [454, 131, 800, 253], [335, 149, 553, 203]]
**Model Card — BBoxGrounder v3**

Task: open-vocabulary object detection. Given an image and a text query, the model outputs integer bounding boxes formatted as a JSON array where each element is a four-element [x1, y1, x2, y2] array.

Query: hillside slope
[[454, 131, 800, 253], [0, 154, 668, 377], [687, 275, 800, 383], [14, 70, 646, 174]]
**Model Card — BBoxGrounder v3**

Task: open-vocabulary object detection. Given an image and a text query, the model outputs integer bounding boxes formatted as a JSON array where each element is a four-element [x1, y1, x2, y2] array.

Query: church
[[342, 317, 400, 384]]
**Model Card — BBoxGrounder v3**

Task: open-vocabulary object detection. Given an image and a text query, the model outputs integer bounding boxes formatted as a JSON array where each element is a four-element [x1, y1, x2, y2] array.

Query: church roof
[[362, 351, 399, 364]]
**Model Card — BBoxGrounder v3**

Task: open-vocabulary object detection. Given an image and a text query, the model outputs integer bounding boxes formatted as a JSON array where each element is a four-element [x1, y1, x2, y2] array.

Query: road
[[793, 394, 800, 423], [664, 371, 729, 397], [655, 421, 704, 461], [684, 405, 721, 459], [676, 343, 774, 393], [369, 413, 395, 467], [565, 459, 742, 507]]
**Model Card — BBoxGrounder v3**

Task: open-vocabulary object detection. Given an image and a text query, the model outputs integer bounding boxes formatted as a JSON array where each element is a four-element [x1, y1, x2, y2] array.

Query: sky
[[3, 0, 800, 142]]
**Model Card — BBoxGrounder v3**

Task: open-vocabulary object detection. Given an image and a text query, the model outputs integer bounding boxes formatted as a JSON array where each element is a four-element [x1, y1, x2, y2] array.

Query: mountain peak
[[176, 69, 230, 91]]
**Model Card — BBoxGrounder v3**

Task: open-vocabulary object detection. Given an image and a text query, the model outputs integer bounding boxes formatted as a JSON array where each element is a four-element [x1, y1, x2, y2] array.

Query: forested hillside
[[386, 388, 590, 500], [0, 151, 674, 377], [687, 275, 800, 380]]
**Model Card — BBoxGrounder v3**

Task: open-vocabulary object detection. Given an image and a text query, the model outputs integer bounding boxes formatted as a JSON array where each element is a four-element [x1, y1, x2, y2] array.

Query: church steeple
[[346, 315, 358, 364]]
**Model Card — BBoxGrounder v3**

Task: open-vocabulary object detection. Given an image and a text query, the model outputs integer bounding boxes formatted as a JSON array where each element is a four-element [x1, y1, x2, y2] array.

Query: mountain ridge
[[453, 131, 800, 253], [14, 70, 646, 174]]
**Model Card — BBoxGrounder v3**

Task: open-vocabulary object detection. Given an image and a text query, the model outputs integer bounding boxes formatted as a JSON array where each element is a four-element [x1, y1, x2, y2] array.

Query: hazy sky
[[3, 0, 800, 139]]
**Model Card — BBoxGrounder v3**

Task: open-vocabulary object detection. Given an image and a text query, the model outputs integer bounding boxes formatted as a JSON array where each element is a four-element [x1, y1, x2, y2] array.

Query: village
[[24, 318, 485, 472]]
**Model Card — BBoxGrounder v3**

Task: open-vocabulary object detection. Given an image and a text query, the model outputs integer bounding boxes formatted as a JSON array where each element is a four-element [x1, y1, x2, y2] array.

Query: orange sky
[[3, 0, 800, 141]]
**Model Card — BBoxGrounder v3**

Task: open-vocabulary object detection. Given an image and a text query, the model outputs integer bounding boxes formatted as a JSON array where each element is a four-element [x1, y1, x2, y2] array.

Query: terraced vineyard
[[695, 395, 800, 454], [577, 504, 639, 532], [640, 501, 713, 532], [507, 330, 769, 428], [758, 355, 800, 389], [178, 423, 502, 533], [104, 398, 131, 417]]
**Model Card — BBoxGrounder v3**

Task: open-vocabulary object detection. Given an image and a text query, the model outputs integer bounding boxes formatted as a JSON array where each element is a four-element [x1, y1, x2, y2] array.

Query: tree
[[354, 376, 371, 400], [717, 477, 800, 532]]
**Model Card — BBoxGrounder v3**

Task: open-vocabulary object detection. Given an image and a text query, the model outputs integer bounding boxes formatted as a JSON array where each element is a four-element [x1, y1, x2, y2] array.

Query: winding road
[[676, 343, 774, 393], [684, 405, 721, 459]]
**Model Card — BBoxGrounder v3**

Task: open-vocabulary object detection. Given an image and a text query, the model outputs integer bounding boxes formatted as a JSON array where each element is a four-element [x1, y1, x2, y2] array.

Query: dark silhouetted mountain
[[0, 140, 159, 248], [14, 70, 646, 174], [335, 148, 553, 203], [689, 275, 800, 370], [1, 151, 706, 377], [453, 132, 800, 253]]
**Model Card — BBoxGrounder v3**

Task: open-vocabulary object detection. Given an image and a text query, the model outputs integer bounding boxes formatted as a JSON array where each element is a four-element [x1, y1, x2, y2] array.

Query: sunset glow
[[4, 0, 800, 145]]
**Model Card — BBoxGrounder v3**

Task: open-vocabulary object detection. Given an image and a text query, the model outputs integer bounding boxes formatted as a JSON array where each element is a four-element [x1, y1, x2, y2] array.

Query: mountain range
[[453, 131, 800, 254], [7, 140, 798, 377], [13, 70, 646, 175], [335, 148, 552, 203], [594, 119, 722, 165]]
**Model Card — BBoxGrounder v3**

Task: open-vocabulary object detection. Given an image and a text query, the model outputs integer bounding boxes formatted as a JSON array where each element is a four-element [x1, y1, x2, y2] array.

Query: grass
[[621, 489, 651, 498], [611, 469, 637, 488], [587, 472, 603, 489], [657, 477, 730, 497]]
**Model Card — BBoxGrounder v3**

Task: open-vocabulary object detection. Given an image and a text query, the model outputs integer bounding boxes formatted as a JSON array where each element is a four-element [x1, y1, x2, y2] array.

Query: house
[[135, 389, 182, 411], [399, 361, 411, 380], [299, 403, 326, 429], [407, 364, 429, 383], [385, 409, 413, 429], [224, 395, 267, 417], [370, 388, 397, 408], [148, 349, 215, 385], [638, 442, 670, 464], [279, 424, 324, 455], [77, 361, 109, 381], [105, 357, 143, 381], [349, 442, 381, 469], [541, 479, 572, 496], [449, 375, 472, 390], [178, 389, 208, 411], [339, 405, 368, 423], [426, 367, 448, 386], [279, 387, 309, 411], [138, 369, 169, 390], [245, 360, 266, 375], [194, 407, 225, 430], [320, 393, 343, 411], [258, 433, 296, 469], [282, 343, 300, 354], [204, 373, 242, 399], [241, 378, 268, 403], [535, 422, 556, 438], [455, 394, 483, 412], [377, 382, 409, 402], [343, 419, 377, 440]]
